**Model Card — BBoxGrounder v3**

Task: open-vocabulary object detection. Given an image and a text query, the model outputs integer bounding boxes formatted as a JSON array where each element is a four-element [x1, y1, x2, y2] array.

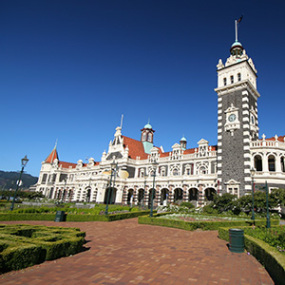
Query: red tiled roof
[[45, 148, 59, 163], [122, 136, 149, 159], [160, 152, 171, 157], [265, 135, 285, 142], [58, 161, 77, 169]]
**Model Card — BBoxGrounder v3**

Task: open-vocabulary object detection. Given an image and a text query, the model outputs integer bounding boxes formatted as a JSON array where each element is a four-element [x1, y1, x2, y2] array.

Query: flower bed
[[157, 213, 248, 222], [244, 226, 285, 254]]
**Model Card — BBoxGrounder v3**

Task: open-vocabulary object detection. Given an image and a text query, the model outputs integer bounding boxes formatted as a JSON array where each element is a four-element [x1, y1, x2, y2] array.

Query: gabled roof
[[45, 147, 99, 169], [45, 147, 59, 163], [122, 136, 149, 159]]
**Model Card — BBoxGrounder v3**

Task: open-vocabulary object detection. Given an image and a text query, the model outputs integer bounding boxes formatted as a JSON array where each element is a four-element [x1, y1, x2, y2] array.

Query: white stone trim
[[242, 103, 249, 109], [245, 185, 252, 190]]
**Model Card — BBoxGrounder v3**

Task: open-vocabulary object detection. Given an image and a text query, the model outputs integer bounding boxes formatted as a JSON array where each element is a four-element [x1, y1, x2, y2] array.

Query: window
[[230, 75, 234, 84], [41, 174, 47, 184], [173, 169, 179, 176], [223, 78, 227, 86], [281, 157, 285, 172], [254, 155, 263, 171], [268, 155, 276, 172], [238, 73, 241, 81]]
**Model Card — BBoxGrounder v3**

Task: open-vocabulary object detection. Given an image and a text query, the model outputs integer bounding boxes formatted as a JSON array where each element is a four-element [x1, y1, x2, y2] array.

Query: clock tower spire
[[215, 18, 260, 197]]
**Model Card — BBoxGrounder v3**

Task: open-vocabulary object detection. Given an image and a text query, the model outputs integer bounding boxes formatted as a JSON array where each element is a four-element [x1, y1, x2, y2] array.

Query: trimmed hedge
[[218, 226, 285, 285], [138, 215, 279, 231], [0, 213, 55, 221], [0, 210, 153, 222], [0, 224, 86, 273]]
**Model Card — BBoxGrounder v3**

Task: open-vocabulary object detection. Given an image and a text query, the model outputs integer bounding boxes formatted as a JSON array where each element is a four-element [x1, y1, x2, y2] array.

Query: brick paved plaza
[[0, 219, 274, 285]]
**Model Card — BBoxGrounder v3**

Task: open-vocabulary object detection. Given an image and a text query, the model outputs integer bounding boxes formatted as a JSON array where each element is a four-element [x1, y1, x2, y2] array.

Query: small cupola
[[180, 136, 187, 150], [230, 41, 244, 56], [141, 121, 155, 154]]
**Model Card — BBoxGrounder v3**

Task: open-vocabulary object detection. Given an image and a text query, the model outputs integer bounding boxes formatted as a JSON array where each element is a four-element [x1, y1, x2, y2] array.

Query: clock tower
[[215, 21, 260, 196]]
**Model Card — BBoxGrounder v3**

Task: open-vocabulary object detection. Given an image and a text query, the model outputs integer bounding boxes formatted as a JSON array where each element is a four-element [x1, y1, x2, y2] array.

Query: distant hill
[[0, 171, 38, 190]]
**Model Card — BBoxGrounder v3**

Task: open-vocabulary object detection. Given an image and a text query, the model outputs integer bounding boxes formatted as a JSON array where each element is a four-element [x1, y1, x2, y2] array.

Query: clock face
[[228, 114, 236, 122]]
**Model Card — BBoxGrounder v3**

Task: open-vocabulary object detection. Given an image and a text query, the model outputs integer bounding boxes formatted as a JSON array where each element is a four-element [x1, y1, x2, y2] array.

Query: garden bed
[[0, 224, 85, 273], [138, 214, 279, 231]]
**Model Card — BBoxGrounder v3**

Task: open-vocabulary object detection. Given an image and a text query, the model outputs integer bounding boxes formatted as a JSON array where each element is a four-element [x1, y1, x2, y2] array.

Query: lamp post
[[150, 161, 158, 217], [10, 155, 29, 211], [105, 159, 117, 215], [250, 168, 256, 222]]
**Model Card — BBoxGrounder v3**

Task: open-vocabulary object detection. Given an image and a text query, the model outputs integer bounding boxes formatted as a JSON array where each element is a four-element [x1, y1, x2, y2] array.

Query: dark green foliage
[[270, 188, 285, 206], [244, 226, 285, 251], [203, 190, 284, 215], [0, 210, 152, 222], [180, 202, 195, 209], [0, 224, 85, 273]]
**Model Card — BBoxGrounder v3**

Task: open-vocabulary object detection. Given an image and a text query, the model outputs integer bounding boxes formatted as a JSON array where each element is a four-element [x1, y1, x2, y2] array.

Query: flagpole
[[235, 20, 238, 42]]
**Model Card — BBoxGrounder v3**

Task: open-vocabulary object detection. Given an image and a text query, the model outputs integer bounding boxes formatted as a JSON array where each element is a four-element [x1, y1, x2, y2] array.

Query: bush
[[180, 202, 195, 209], [0, 224, 85, 273]]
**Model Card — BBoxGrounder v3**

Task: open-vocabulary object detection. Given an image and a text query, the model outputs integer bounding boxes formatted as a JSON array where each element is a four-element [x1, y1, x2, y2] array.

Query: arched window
[[281, 157, 285, 172], [268, 155, 276, 172], [199, 166, 207, 175], [173, 169, 179, 176], [142, 133, 146, 141], [254, 155, 263, 171], [230, 75, 234, 84], [223, 78, 227, 86]]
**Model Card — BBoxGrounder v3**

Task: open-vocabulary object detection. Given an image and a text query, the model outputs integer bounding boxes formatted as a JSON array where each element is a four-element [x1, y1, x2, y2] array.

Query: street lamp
[[10, 155, 29, 211], [250, 168, 256, 222], [105, 159, 117, 215], [150, 161, 158, 217]]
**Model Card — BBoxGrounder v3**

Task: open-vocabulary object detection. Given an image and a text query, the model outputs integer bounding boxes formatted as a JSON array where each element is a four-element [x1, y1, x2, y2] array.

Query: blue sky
[[1, 0, 285, 177]]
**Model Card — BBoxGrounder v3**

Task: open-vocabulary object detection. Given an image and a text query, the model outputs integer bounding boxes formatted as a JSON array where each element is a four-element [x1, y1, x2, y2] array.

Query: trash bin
[[55, 210, 66, 222], [229, 228, 244, 253]]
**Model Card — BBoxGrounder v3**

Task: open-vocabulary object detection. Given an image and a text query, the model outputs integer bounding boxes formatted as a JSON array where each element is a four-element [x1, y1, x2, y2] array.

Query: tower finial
[[120, 114, 124, 129], [235, 15, 243, 42], [54, 139, 58, 149]]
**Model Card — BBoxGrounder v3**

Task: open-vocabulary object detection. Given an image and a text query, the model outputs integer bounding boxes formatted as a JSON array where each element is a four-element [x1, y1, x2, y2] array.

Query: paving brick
[[0, 219, 274, 284]]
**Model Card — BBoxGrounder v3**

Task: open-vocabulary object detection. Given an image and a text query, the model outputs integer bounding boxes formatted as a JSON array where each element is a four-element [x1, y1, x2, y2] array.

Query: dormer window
[[230, 75, 234, 84], [238, 73, 241, 81], [223, 78, 227, 86]]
